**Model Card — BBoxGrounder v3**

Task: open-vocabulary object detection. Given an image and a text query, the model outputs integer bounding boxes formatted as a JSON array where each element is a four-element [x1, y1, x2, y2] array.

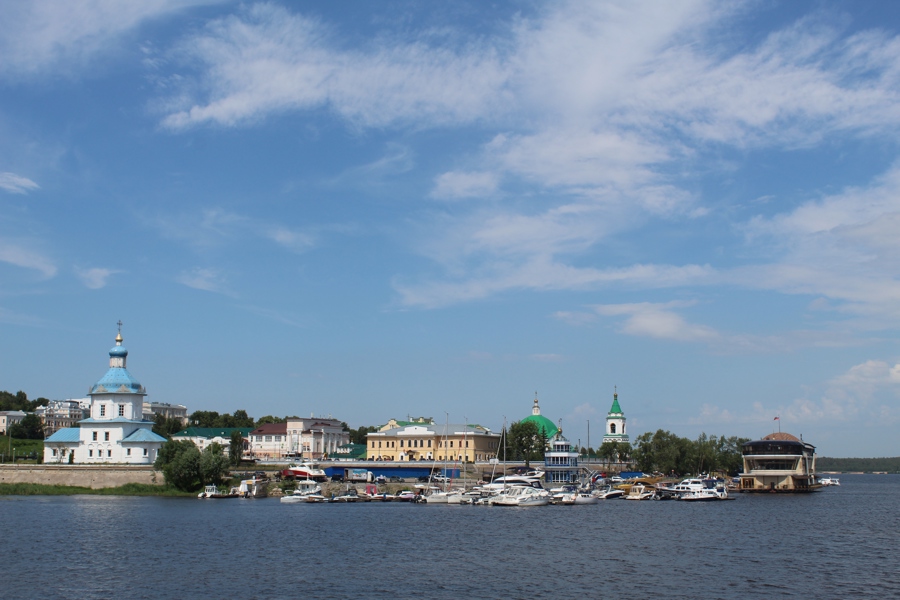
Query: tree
[[155, 440, 202, 491], [199, 443, 230, 486], [508, 420, 541, 466], [348, 425, 377, 445], [229, 430, 244, 466], [152, 413, 185, 438], [9, 413, 44, 440], [255, 415, 286, 427]]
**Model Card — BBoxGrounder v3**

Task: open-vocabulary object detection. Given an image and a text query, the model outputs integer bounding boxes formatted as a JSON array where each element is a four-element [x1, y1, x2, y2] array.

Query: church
[[43, 326, 167, 465], [602, 387, 629, 445]]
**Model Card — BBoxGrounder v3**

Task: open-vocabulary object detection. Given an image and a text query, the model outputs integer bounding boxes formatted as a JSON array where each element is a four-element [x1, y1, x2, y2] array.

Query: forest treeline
[[817, 457, 900, 473]]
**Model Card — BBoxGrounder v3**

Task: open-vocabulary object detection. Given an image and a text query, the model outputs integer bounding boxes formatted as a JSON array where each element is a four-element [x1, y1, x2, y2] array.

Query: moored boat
[[489, 485, 551, 507]]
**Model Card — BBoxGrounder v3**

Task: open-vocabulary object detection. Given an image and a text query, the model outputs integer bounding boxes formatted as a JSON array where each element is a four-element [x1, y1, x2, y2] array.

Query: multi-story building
[[0, 410, 26, 435], [35, 400, 87, 437], [247, 417, 351, 461], [143, 402, 188, 424], [286, 416, 349, 460], [247, 422, 288, 460], [367, 421, 500, 462], [171, 427, 252, 453]]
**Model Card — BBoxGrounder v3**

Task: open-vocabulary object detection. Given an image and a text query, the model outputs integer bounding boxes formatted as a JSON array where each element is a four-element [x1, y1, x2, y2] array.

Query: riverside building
[[42, 326, 167, 465], [367, 421, 500, 462]]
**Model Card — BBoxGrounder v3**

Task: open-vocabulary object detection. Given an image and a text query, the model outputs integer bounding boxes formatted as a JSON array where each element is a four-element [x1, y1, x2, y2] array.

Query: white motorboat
[[560, 491, 598, 505], [593, 485, 625, 500], [819, 477, 840, 486], [680, 484, 729, 501], [281, 479, 325, 504], [624, 483, 655, 500], [489, 485, 551, 507]]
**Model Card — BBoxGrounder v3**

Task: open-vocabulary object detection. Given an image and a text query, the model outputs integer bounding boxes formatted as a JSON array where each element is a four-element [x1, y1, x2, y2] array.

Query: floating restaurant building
[[738, 432, 819, 492]]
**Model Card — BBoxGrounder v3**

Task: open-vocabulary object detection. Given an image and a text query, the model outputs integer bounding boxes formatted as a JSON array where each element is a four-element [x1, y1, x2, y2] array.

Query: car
[[375, 475, 388, 484], [417, 475, 430, 482], [331, 475, 345, 483], [432, 475, 450, 483], [389, 476, 403, 482]]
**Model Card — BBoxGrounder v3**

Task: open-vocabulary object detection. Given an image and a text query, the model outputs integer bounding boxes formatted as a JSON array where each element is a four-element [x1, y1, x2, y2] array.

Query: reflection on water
[[1, 474, 898, 599]]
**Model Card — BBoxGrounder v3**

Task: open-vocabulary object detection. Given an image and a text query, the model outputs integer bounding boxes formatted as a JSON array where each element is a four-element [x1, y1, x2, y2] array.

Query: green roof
[[609, 394, 623, 415], [521, 414, 558, 439], [172, 427, 253, 439]]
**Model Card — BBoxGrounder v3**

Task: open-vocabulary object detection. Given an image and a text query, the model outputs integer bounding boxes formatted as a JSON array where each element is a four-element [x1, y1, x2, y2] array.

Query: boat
[[819, 477, 840, 486], [480, 473, 546, 492], [593, 485, 625, 500], [197, 484, 238, 499], [237, 478, 268, 498], [680, 481, 730, 501], [281, 462, 328, 482], [281, 479, 325, 504], [623, 482, 655, 500], [489, 485, 551, 507], [560, 491, 598, 505]]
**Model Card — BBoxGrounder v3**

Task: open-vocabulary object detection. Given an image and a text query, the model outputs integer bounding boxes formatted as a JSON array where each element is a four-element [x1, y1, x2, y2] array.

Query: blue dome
[[90, 367, 145, 395], [90, 330, 145, 395]]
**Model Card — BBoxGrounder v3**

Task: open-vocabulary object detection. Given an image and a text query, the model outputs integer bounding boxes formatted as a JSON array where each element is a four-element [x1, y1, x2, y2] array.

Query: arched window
[[610, 423, 616, 434]]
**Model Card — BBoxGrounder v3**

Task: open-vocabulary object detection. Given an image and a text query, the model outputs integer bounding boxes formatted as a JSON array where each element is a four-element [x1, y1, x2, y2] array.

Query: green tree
[[255, 415, 286, 427], [348, 425, 378, 445], [155, 439, 202, 491], [229, 430, 244, 466], [9, 413, 45, 440], [230, 410, 255, 428], [199, 443, 230, 486], [189, 410, 221, 428], [508, 420, 541, 466], [152, 413, 185, 438]]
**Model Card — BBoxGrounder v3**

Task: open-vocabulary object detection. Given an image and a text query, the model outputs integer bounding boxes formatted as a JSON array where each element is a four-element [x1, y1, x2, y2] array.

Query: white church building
[[43, 327, 167, 465]]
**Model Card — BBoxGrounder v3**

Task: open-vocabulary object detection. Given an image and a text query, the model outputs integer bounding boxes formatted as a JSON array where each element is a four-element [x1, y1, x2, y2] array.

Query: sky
[[2, 1, 900, 458]]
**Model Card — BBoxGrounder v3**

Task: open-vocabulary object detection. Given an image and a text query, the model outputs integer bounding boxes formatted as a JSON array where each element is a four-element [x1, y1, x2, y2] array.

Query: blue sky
[[2, 1, 900, 457]]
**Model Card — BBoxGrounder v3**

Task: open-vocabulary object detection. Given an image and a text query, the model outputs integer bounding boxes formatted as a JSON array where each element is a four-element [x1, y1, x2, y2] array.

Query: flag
[[774, 416, 780, 420]]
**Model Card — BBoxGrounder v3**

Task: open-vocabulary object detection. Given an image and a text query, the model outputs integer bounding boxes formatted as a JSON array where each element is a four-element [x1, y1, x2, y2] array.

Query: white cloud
[[0, 240, 56, 277], [0, 172, 39, 194], [736, 163, 900, 323], [593, 301, 720, 342], [160, 3, 506, 130], [0, 0, 223, 77], [430, 171, 499, 200], [75, 267, 120, 289], [177, 267, 230, 294]]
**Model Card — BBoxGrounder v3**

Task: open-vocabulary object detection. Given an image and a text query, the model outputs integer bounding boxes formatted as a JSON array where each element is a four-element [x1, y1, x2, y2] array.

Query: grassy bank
[[0, 482, 194, 497]]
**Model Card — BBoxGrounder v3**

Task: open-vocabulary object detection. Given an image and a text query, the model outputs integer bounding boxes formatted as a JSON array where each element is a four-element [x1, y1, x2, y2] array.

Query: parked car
[[417, 475, 430, 482], [330, 474, 344, 483], [389, 476, 403, 482], [375, 475, 388, 484]]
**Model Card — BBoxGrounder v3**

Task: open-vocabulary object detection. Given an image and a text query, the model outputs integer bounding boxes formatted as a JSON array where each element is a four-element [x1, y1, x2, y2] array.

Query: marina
[[1, 474, 895, 599]]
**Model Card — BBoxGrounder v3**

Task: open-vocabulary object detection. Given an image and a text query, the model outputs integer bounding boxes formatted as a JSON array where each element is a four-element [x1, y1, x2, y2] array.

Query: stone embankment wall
[[0, 465, 161, 489]]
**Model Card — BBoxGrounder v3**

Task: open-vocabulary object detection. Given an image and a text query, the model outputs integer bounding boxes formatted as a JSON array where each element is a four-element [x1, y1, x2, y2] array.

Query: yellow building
[[367, 422, 500, 462]]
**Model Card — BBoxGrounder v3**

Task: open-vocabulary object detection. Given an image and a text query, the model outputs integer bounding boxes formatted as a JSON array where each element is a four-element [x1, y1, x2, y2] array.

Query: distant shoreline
[[0, 482, 193, 497]]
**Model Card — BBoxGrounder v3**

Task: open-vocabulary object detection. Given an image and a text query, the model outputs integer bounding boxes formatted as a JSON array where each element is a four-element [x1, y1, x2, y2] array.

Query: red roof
[[250, 422, 287, 435]]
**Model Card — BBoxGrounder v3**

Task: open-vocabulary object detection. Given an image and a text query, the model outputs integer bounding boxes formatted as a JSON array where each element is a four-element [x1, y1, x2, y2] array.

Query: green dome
[[521, 413, 558, 439]]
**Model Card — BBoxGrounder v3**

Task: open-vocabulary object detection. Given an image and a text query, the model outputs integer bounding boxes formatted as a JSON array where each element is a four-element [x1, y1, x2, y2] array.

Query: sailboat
[[424, 414, 452, 503]]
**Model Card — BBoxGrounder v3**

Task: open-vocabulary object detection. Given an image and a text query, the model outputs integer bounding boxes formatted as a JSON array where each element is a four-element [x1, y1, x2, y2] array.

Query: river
[[1, 474, 897, 599]]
